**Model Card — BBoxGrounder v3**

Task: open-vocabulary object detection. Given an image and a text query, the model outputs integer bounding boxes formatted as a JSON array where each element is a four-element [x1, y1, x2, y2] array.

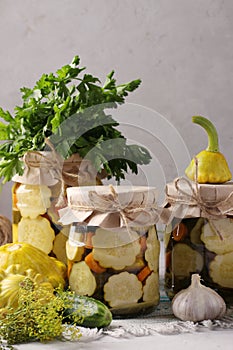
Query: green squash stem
[[192, 116, 219, 152]]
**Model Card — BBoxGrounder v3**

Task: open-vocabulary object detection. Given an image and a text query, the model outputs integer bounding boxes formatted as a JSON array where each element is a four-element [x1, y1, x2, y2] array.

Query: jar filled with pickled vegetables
[[12, 151, 103, 263], [164, 177, 233, 305], [59, 185, 160, 317]]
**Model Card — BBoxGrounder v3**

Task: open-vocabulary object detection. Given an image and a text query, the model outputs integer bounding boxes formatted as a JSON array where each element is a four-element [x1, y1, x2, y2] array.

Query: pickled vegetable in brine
[[66, 224, 160, 317], [165, 217, 233, 305]]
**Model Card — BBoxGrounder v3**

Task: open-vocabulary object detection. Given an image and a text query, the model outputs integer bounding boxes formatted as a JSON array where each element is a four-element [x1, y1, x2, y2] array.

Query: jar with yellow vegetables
[[164, 116, 233, 305], [59, 185, 160, 317], [12, 151, 102, 264]]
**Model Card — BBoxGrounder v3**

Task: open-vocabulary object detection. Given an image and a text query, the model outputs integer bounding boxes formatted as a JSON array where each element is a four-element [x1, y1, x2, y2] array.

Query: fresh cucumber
[[62, 294, 112, 328]]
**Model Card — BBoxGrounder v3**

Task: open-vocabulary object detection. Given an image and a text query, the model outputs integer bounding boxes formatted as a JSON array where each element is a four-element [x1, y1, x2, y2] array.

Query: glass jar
[[12, 151, 103, 264], [60, 185, 160, 317], [164, 178, 233, 306], [66, 223, 160, 317]]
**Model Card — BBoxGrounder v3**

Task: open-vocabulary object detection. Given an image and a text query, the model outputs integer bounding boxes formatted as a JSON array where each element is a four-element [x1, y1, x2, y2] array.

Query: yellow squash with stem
[[185, 116, 232, 183]]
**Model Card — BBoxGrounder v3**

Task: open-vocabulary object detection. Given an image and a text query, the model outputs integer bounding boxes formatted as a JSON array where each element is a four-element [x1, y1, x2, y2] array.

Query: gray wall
[[1, 0, 233, 219]]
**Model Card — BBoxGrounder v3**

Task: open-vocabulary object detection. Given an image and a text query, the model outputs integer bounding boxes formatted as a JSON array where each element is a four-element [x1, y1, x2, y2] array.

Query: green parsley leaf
[[0, 55, 151, 183]]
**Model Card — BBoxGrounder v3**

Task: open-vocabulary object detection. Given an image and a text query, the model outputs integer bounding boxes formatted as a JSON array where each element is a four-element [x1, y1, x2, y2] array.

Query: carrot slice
[[84, 252, 107, 273], [140, 235, 147, 253], [67, 260, 74, 279], [85, 232, 94, 248], [172, 222, 188, 241], [137, 265, 152, 282]]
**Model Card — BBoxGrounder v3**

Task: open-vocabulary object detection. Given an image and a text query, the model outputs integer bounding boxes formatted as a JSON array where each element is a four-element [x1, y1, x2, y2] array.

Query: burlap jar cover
[[59, 185, 162, 316], [11, 149, 104, 264], [164, 176, 233, 302]]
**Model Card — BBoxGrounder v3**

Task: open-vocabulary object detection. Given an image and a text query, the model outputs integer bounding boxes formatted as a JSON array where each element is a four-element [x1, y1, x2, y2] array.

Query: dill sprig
[[0, 278, 83, 347]]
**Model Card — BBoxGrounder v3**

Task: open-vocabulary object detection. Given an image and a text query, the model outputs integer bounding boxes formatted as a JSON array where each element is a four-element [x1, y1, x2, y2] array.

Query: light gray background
[[1, 0, 233, 219]]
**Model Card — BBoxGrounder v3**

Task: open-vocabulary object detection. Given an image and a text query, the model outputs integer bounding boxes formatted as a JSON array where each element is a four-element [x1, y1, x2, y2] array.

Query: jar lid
[[59, 185, 159, 228], [165, 177, 233, 219]]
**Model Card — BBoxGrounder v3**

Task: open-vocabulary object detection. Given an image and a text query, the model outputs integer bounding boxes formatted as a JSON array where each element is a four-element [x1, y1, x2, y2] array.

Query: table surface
[[14, 328, 233, 350]]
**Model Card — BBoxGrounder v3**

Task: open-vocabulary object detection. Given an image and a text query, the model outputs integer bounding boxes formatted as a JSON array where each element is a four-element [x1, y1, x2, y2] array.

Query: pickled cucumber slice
[[92, 228, 141, 270], [103, 271, 143, 308], [142, 271, 159, 303], [209, 252, 233, 288], [16, 184, 51, 219], [145, 226, 160, 272], [201, 218, 233, 254], [18, 216, 55, 254], [69, 261, 96, 296], [172, 243, 204, 277]]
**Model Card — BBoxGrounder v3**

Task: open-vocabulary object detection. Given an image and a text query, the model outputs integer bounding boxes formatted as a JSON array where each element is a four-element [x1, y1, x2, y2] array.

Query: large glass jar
[[164, 178, 233, 306], [59, 185, 160, 317]]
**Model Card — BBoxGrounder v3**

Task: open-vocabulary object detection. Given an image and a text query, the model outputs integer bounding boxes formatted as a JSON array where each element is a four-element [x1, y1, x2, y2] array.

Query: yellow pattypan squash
[[185, 116, 232, 183], [0, 242, 67, 288]]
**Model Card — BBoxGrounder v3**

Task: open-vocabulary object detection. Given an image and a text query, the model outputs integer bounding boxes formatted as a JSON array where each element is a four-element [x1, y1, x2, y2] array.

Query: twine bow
[[23, 139, 100, 207], [166, 158, 233, 219], [70, 185, 159, 229], [23, 139, 68, 207]]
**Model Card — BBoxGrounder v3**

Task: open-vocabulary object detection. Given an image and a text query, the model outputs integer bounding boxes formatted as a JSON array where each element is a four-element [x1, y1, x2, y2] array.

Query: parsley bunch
[[0, 55, 151, 183]]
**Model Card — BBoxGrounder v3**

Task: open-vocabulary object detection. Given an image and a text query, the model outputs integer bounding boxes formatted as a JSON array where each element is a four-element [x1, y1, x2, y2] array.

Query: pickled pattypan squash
[[16, 184, 51, 219]]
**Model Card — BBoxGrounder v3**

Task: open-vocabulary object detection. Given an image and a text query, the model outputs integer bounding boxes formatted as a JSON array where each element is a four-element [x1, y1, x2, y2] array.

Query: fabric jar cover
[[59, 185, 160, 229]]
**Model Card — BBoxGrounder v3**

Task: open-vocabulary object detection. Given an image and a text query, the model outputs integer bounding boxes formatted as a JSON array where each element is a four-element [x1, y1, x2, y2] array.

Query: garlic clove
[[172, 274, 226, 322]]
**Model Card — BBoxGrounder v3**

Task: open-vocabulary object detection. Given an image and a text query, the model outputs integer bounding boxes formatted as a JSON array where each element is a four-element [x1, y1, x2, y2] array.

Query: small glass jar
[[66, 223, 160, 317]]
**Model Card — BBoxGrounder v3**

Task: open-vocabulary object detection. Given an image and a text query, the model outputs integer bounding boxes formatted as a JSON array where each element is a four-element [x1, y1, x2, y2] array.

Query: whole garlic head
[[172, 274, 226, 322]]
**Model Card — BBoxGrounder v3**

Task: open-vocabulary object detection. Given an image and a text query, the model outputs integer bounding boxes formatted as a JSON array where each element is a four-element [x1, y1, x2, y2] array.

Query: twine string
[[167, 178, 225, 239], [24, 139, 76, 207], [166, 158, 233, 239], [24, 139, 81, 179], [69, 184, 158, 229], [167, 158, 233, 218], [23, 139, 105, 207], [170, 177, 233, 216]]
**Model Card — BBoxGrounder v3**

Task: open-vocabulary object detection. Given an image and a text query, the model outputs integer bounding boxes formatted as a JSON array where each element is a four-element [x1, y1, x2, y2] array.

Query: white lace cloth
[[62, 301, 233, 342]]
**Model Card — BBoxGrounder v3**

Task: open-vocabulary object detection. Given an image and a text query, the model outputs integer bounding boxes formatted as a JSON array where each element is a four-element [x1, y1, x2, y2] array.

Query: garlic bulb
[[172, 274, 226, 322]]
